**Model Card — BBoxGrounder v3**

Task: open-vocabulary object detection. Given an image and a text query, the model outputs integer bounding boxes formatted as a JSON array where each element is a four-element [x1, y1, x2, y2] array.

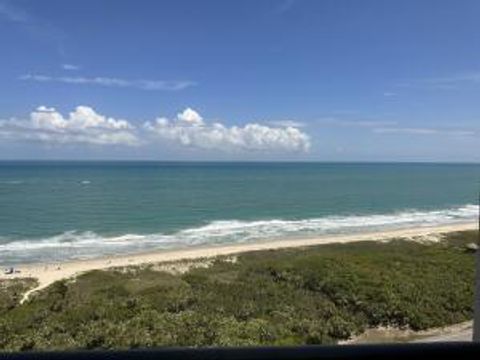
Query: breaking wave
[[0, 204, 477, 264]]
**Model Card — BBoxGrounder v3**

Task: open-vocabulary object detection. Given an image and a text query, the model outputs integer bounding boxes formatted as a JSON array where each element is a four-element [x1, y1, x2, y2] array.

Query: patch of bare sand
[[0, 222, 475, 304], [340, 321, 473, 344]]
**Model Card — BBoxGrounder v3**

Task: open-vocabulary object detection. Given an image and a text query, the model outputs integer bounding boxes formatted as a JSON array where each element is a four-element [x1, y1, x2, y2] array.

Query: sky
[[0, 0, 479, 162]]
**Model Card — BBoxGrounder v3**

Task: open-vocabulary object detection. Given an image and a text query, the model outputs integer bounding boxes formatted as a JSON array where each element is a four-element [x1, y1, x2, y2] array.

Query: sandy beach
[[1, 222, 477, 303]]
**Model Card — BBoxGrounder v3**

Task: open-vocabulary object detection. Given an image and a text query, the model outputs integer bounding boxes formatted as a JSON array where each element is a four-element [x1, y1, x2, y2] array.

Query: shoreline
[[0, 222, 476, 303]]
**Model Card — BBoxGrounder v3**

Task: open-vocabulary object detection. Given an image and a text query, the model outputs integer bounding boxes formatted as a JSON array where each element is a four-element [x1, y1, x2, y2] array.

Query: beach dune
[[0, 222, 476, 304]]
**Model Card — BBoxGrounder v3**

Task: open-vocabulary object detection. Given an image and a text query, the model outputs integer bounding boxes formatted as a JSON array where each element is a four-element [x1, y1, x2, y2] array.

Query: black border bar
[[1, 343, 480, 360]]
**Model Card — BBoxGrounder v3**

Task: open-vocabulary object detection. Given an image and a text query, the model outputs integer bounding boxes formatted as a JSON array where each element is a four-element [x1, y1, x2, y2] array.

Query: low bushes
[[0, 230, 477, 350]]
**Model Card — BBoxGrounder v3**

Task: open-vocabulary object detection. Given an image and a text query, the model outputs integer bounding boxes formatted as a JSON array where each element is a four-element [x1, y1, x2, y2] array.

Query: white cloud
[[19, 74, 196, 91], [397, 71, 480, 90], [1, 106, 312, 153], [277, 0, 296, 13], [177, 108, 204, 126], [0, 106, 138, 145], [62, 64, 80, 71], [373, 127, 476, 136], [145, 108, 310, 152], [0, 1, 29, 23], [267, 120, 306, 128], [317, 117, 398, 127], [0, 1, 66, 55]]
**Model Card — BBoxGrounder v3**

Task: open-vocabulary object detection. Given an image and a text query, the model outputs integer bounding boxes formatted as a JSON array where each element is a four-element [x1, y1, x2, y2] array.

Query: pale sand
[[340, 320, 473, 344], [0, 222, 476, 303]]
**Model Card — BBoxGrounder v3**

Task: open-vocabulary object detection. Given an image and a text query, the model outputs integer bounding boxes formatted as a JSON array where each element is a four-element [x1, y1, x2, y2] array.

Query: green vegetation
[[0, 278, 37, 315], [0, 231, 477, 350]]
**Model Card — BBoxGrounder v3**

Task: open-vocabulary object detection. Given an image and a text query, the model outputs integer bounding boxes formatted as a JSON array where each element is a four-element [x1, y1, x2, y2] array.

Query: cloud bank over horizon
[[0, 106, 139, 146], [144, 108, 311, 152], [0, 106, 311, 154]]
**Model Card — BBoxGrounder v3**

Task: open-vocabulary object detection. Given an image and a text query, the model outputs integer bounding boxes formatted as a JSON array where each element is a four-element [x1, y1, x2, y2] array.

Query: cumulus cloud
[[177, 107, 204, 126], [144, 108, 311, 152], [0, 106, 138, 145], [0, 106, 311, 153], [19, 74, 196, 91]]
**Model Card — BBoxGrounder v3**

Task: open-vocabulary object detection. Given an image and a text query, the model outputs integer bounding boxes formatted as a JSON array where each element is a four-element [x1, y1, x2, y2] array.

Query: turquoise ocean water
[[0, 162, 479, 264]]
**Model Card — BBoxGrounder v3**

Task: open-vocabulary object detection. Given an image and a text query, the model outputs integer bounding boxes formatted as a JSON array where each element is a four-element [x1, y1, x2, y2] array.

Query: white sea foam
[[0, 180, 24, 185], [0, 204, 477, 264]]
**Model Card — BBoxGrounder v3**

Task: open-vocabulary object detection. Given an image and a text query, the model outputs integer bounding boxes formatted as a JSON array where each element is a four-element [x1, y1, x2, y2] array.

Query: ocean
[[0, 161, 478, 265]]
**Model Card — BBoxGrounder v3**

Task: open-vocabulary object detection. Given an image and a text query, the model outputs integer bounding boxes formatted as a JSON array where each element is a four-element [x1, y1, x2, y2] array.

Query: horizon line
[[0, 159, 479, 165]]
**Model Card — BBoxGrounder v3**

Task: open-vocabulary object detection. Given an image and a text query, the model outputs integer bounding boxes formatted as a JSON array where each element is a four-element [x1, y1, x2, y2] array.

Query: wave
[[0, 204, 477, 264], [0, 180, 24, 185]]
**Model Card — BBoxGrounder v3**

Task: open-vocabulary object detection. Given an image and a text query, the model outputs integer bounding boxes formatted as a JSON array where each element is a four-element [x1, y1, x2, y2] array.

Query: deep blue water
[[0, 162, 478, 264]]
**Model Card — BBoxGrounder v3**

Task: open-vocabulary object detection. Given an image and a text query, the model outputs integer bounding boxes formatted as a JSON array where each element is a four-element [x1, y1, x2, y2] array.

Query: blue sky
[[0, 0, 479, 161]]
